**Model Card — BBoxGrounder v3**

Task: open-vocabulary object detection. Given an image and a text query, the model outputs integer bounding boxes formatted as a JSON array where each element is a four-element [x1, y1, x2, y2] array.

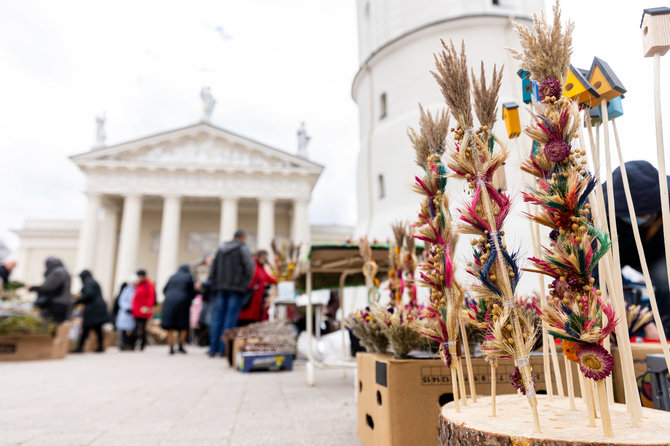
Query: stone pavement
[[0, 346, 363, 446]]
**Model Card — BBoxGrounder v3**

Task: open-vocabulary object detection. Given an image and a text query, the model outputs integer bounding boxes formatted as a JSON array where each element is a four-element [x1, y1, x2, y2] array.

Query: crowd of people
[[3, 229, 277, 355]]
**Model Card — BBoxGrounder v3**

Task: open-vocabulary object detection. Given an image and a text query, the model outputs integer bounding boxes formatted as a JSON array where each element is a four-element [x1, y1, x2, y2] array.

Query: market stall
[[294, 243, 390, 386]]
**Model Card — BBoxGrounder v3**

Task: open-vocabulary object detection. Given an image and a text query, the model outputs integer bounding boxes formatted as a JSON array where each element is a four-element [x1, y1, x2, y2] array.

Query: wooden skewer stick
[[451, 364, 460, 413], [583, 116, 642, 423], [600, 276, 615, 406], [456, 355, 468, 405], [650, 52, 670, 373], [611, 117, 670, 380], [591, 379, 600, 419], [490, 363, 497, 417], [599, 101, 644, 423], [564, 356, 576, 410], [579, 370, 597, 427], [459, 316, 478, 402], [596, 379, 614, 437]]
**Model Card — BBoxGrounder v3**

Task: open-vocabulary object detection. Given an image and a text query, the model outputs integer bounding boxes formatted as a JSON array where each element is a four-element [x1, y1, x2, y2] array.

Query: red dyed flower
[[543, 139, 570, 163], [539, 77, 562, 101], [577, 343, 614, 380]]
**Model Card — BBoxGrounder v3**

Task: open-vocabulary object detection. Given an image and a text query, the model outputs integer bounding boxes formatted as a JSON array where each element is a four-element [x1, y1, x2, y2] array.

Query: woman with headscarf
[[29, 256, 72, 323], [73, 270, 109, 353], [160, 264, 196, 354]]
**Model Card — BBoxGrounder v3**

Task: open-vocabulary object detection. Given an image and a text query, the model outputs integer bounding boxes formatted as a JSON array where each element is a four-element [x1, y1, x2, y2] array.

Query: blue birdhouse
[[589, 96, 624, 122], [517, 69, 532, 104], [531, 140, 540, 157]]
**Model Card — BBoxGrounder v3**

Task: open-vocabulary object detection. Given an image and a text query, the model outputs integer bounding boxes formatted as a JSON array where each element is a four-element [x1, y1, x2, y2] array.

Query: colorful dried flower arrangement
[[433, 39, 540, 429], [271, 239, 300, 281], [358, 236, 381, 302], [372, 303, 424, 359], [511, 1, 617, 435], [345, 308, 388, 353], [388, 222, 407, 303]]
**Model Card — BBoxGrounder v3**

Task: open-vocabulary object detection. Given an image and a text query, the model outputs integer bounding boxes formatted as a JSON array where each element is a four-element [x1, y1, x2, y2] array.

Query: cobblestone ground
[[0, 346, 362, 446]]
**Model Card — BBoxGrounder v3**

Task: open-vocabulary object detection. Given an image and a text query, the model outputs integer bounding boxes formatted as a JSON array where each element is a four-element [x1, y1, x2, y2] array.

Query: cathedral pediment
[[70, 122, 322, 174]]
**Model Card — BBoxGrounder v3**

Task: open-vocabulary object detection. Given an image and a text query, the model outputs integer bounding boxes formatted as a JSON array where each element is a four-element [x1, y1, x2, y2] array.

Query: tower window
[[492, 0, 499, 5], [379, 93, 387, 119], [378, 174, 385, 199]]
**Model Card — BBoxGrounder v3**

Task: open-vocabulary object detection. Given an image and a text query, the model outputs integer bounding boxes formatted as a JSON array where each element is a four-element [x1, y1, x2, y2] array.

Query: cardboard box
[[0, 321, 72, 361], [357, 352, 578, 446], [612, 343, 663, 407], [236, 351, 294, 373]]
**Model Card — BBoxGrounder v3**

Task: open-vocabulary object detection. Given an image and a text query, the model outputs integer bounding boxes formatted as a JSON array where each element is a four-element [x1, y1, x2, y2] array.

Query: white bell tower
[[353, 0, 545, 238]]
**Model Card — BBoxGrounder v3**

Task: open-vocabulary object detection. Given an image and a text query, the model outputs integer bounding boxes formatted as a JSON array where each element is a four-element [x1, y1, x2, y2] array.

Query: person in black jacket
[[0, 259, 16, 291], [161, 264, 197, 355], [73, 270, 109, 352], [603, 160, 669, 338], [208, 229, 255, 356], [29, 257, 72, 323]]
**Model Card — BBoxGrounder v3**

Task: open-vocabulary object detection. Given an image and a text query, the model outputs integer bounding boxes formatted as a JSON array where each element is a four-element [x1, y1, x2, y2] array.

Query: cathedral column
[[291, 199, 310, 245], [74, 192, 101, 289], [94, 201, 119, 302], [114, 194, 143, 292], [219, 197, 238, 243], [256, 198, 275, 251], [156, 195, 182, 299]]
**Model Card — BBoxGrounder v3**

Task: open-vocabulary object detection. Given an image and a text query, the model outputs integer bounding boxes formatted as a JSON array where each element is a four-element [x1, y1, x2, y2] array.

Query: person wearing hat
[[604, 160, 669, 338], [29, 256, 72, 323], [131, 269, 156, 351], [73, 270, 109, 353]]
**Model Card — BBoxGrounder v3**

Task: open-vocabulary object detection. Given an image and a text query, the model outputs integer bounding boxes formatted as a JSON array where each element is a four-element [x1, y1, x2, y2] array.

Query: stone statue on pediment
[[200, 86, 216, 122], [297, 121, 310, 158], [95, 113, 106, 147]]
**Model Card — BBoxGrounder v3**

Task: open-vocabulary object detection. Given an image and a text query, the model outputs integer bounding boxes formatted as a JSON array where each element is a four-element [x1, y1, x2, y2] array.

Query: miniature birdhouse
[[587, 57, 626, 103], [517, 69, 532, 104], [588, 106, 603, 126], [563, 64, 600, 107], [641, 7, 670, 57], [502, 102, 520, 138], [588, 96, 624, 122], [531, 141, 540, 157]]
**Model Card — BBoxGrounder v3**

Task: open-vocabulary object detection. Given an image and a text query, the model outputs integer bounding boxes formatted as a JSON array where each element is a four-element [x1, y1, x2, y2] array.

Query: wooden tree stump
[[438, 395, 670, 446]]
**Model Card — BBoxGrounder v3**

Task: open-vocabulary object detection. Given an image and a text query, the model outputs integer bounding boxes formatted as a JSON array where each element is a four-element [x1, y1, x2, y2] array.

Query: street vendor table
[[294, 243, 390, 386]]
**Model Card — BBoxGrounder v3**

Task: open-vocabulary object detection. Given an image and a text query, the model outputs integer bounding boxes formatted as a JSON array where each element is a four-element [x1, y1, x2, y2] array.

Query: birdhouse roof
[[569, 64, 599, 98], [589, 57, 626, 95], [516, 68, 529, 79], [502, 102, 519, 110], [640, 7, 670, 28]]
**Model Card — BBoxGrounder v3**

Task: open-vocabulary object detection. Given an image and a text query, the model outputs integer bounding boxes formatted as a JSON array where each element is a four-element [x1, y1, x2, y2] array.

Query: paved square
[[0, 347, 362, 446]]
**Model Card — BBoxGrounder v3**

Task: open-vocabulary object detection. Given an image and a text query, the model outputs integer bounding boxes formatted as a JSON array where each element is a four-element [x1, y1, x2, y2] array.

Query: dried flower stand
[[438, 395, 670, 446]]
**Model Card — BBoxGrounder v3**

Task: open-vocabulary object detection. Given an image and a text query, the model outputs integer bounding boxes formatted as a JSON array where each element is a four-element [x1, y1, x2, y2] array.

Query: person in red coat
[[131, 269, 156, 351], [237, 251, 276, 326]]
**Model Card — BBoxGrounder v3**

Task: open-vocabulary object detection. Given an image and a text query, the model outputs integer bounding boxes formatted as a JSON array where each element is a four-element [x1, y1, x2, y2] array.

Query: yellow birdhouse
[[502, 102, 520, 139], [641, 7, 670, 57], [587, 57, 626, 103], [563, 64, 600, 107]]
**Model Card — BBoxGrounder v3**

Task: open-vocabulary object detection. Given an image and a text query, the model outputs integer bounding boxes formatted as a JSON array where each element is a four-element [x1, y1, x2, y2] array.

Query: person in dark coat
[[208, 229, 255, 356], [161, 264, 197, 355], [73, 270, 109, 353], [195, 254, 214, 347], [603, 160, 669, 338], [0, 259, 16, 291], [29, 257, 72, 323]]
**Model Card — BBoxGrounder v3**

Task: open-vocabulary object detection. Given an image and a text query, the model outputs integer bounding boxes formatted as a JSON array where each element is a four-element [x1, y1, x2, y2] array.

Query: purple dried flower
[[543, 139, 570, 163], [577, 343, 614, 380], [510, 366, 536, 395], [538, 77, 562, 101]]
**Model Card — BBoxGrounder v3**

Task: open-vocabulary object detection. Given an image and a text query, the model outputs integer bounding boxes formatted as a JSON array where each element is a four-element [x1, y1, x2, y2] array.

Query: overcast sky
[[1, 0, 669, 250]]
